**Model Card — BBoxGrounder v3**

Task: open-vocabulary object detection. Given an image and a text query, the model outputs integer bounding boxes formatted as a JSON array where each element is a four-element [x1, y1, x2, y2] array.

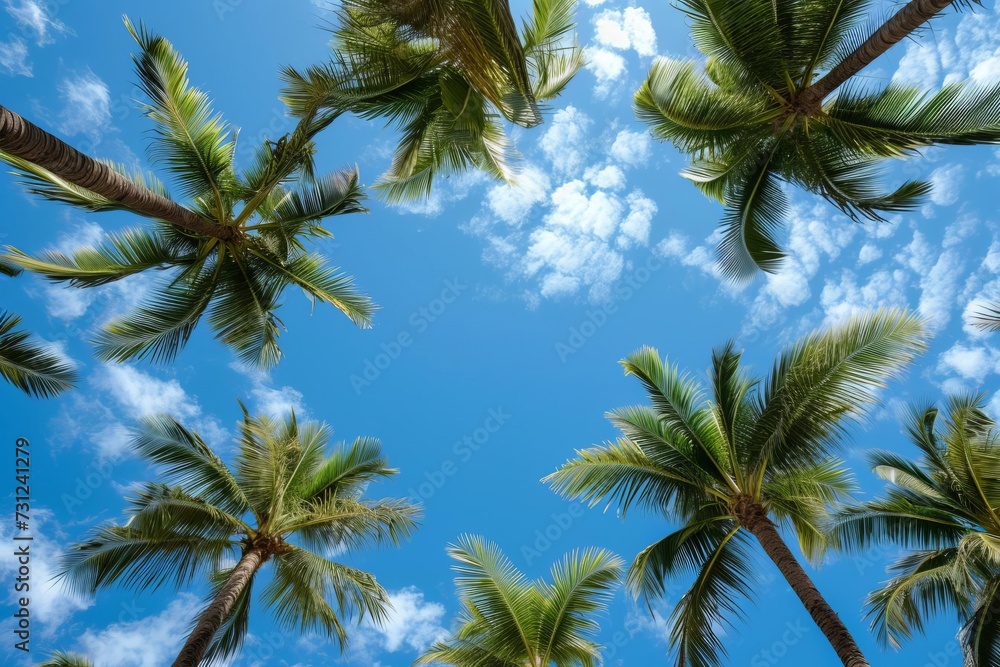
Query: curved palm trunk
[[798, 0, 956, 110], [171, 545, 268, 667], [0, 104, 233, 240], [735, 500, 869, 667]]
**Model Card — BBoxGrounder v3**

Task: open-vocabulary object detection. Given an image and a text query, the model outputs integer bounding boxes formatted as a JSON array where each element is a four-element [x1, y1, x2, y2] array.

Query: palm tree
[[38, 653, 92, 667], [545, 310, 928, 667], [282, 0, 583, 203], [59, 407, 420, 667], [635, 0, 1000, 281], [0, 258, 76, 397], [416, 535, 622, 666], [833, 394, 1000, 665], [1, 18, 372, 367]]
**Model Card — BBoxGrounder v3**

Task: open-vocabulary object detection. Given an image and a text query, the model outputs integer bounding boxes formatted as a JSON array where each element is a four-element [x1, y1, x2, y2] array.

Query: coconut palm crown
[[833, 394, 1000, 665], [636, 0, 1000, 281], [416, 535, 623, 667], [59, 407, 419, 667], [1, 18, 373, 368], [282, 0, 584, 203], [546, 310, 928, 667]]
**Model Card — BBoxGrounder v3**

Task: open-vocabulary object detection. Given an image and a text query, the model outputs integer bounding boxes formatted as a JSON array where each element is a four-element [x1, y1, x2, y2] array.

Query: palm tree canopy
[[59, 408, 420, 664], [635, 0, 1000, 281], [1, 18, 373, 368], [416, 535, 622, 667], [282, 0, 583, 203], [38, 653, 93, 667], [546, 310, 927, 666], [833, 394, 1000, 664]]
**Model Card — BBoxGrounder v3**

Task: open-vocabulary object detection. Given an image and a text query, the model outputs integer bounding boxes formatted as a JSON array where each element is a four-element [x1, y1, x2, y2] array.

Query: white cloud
[[820, 268, 912, 326], [584, 46, 627, 97], [938, 342, 1000, 383], [467, 107, 660, 303], [584, 164, 626, 191], [655, 231, 720, 279], [251, 384, 306, 419], [894, 4, 1000, 88], [0, 511, 91, 636], [486, 165, 551, 225], [52, 366, 226, 460], [77, 594, 206, 667], [609, 128, 652, 167], [44, 285, 96, 320], [928, 163, 964, 207], [742, 205, 858, 332], [618, 191, 656, 248], [593, 7, 657, 57], [229, 361, 309, 419], [363, 587, 448, 654], [539, 106, 593, 176], [95, 366, 202, 422], [521, 181, 657, 300], [858, 243, 883, 265], [56, 220, 106, 254], [57, 72, 113, 143], [0, 37, 30, 76], [5, 0, 67, 45]]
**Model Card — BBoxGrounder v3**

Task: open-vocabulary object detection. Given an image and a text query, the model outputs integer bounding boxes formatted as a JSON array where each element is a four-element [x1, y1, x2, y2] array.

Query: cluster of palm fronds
[[635, 0, 1000, 282], [281, 0, 582, 202]]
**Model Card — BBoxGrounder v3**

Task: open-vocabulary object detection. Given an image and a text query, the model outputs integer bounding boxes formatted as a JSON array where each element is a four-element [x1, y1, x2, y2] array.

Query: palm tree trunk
[[171, 545, 268, 667], [797, 0, 956, 110], [734, 499, 869, 667], [0, 104, 233, 240]]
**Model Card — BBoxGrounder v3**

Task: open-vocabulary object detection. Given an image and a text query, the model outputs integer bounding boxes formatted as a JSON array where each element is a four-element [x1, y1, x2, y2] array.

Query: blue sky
[[2, 0, 1000, 665]]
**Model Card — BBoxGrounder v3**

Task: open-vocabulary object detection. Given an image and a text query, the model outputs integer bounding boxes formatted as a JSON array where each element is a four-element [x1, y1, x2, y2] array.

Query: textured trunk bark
[[0, 104, 233, 240], [735, 499, 869, 667], [797, 0, 956, 110], [170, 545, 267, 667]]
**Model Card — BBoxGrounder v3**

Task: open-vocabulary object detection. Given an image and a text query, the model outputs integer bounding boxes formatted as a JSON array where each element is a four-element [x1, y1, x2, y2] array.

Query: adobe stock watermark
[[406, 407, 511, 504], [555, 254, 663, 363], [749, 619, 809, 666], [520, 501, 587, 567], [213, 0, 245, 20], [349, 278, 467, 395], [60, 458, 116, 513], [602, 616, 647, 661]]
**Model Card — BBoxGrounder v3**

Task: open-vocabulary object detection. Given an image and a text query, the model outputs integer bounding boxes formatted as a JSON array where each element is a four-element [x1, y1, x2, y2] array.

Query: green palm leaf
[[0, 311, 77, 398]]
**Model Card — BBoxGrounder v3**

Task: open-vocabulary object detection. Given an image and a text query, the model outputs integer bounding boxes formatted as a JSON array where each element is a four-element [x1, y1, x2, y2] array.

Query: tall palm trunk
[[0, 104, 233, 240], [797, 0, 956, 110], [734, 499, 869, 667], [171, 545, 268, 667]]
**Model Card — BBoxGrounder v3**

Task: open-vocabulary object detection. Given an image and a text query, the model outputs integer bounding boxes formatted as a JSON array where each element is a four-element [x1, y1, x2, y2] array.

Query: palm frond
[[124, 17, 236, 214], [262, 546, 391, 649], [0, 311, 77, 398], [666, 523, 756, 667], [4, 226, 183, 287], [752, 309, 927, 470], [38, 653, 94, 667], [94, 263, 219, 364]]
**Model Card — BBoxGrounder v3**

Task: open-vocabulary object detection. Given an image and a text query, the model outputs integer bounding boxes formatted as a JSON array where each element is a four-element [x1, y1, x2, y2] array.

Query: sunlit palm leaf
[[0, 311, 77, 398]]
